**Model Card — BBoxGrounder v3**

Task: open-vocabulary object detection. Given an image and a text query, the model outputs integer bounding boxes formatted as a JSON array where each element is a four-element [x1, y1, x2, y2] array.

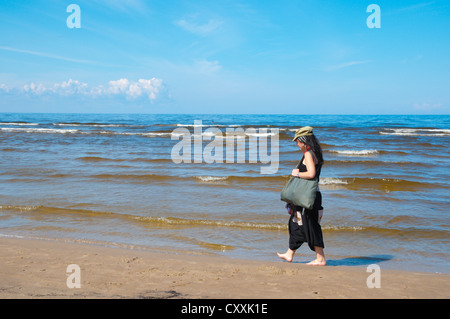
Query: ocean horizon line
[[1, 112, 449, 116]]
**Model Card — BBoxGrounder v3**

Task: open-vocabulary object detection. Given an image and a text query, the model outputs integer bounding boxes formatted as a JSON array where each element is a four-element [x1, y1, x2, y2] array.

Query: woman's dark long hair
[[302, 134, 324, 168]]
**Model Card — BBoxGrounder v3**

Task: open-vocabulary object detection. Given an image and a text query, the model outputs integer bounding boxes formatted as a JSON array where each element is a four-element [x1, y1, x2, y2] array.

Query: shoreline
[[1, 237, 449, 299]]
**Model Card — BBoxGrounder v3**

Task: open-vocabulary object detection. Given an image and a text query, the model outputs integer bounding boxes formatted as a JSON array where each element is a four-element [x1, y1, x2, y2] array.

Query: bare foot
[[277, 252, 293, 262], [306, 259, 326, 266]]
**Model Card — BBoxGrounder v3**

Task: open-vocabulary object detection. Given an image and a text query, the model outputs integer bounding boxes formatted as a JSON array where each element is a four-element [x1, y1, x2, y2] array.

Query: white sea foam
[[54, 123, 132, 128], [0, 127, 175, 137], [330, 149, 378, 156], [177, 123, 211, 127], [319, 178, 349, 185], [0, 122, 39, 126], [194, 176, 229, 182], [0, 205, 41, 211], [0, 234, 26, 239], [380, 128, 450, 136], [322, 225, 365, 231], [1, 127, 79, 134], [245, 132, 277, 137], [96, 131, 172, 137], [176, 123, 244, 128]]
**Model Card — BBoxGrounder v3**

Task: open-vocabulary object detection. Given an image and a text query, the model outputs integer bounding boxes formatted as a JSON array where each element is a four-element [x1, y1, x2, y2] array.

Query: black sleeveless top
[[296, 150, 322, 180]]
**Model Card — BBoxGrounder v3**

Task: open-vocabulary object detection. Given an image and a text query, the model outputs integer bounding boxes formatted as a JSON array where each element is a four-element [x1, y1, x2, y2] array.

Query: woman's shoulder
[[305, 150, 318, 164]]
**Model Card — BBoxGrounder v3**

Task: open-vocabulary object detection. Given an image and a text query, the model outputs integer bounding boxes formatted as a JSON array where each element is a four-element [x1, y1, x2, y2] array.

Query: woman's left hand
[[291, 168, 299, 177]]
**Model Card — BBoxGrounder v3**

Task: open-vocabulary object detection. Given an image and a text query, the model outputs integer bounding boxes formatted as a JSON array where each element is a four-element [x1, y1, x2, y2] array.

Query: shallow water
[[1, 113, 449, 273]]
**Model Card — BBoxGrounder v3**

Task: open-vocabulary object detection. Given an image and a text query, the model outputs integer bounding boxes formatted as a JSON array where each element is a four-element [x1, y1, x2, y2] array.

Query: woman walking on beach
[[277, 126, 326, 266]]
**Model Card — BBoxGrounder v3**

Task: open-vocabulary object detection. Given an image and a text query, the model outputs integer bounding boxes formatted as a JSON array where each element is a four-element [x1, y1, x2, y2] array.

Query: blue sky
[[0, 0, 449, 114]]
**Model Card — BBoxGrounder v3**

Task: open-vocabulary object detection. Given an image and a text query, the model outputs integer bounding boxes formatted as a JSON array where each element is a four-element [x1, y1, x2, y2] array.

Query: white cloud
[[0, 83, 11, 93], [107, 78, 130, 95], [18, 78, 163, 101], [53, 79, 89, 95], [24, 79, 89, 96], [23, 82, 48, 95], [0, 46, 129, 68], [175, 15, 223, 36], [104, 78, 162, 100], [0, 46, 97, 65]]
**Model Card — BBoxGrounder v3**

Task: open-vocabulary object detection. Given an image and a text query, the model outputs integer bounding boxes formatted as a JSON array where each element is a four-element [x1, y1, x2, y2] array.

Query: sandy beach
[[0, 237, 448, 299]]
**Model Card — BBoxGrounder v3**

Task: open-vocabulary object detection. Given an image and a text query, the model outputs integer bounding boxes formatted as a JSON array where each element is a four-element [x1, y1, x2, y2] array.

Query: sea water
[[0, 113, 449, 273]]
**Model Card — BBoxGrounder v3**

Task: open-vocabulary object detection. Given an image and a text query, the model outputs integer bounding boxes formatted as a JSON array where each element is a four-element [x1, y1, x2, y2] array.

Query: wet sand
[[0, 237, 448, 299]]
